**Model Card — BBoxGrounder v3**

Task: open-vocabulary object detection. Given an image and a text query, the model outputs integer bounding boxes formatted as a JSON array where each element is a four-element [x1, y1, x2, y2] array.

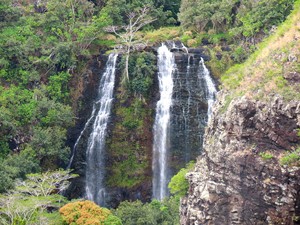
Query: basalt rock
[[170, 52, 208, 173], [180, 92, 300, 225]]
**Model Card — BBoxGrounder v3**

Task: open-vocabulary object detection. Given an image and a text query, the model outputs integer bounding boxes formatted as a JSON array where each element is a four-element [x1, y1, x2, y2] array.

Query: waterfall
[[152, 44, 175, 200], [200, 58, 217, 121], [85, 53, 118, 206], [67, 107, 96, 169]]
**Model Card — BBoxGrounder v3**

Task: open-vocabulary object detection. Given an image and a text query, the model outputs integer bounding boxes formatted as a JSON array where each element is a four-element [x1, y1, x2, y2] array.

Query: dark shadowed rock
[[221, 46, 232, 52]]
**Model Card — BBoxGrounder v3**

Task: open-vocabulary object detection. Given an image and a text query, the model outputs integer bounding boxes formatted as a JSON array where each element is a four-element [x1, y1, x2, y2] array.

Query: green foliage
[[114, 198, 179, 225], [179, 0, 295, 38], [179, 0, 239, 32], [107, 97, 151, 188], [0, 194, 68, 225], [221, 0, 300, 102], [0, 148, 40, 193], [143, 27, 181, 44], [0, 0, 107, 186], [232, 47, 247, 63], [259, 152, 273, 160], [29, 126, 70, 167], [0, 170, 72, 225], [280, 148, 300, 166], [122, 52, 156, 98], [104, 214, 123, 225], [0, 0, 21, 28], [0, 141, 9, 159], [0, 162, 17, 193], [205, 46, 235, 79], [234, 0, 295, 37], [168, 161, 195, 198], [4, 148, 40, 177], [208, 32, 230, 44], [102, 0, 178, 28]]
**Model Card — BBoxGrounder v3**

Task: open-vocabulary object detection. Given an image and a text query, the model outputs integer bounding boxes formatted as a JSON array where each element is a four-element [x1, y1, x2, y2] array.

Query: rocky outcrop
[[181, 93, 300, 225]]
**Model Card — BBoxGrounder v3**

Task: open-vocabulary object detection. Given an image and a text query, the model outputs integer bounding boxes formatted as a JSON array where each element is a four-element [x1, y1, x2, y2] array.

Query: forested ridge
[[0, 0, 298, 224]]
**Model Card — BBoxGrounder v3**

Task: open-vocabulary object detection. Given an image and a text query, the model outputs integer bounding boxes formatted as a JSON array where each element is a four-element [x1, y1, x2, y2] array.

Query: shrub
[[259, 152, 273, 160], [59, 200, 121, 225], [143, 27, 180, 44], [114, 198, 179, 225], [187, 39, 197, 47], [280, 148, 300, 166], [168, 161, 195, 198], [232, 47, 247, 63]]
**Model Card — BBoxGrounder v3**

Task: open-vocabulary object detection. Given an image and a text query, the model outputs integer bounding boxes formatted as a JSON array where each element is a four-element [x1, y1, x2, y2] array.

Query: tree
[[114, 199, 180, 225], [59, 200, 122, 225], [106, 6, 156, 82], [178, 0, 213, 32], [0, 194, 48, 225], [0, 170, 74, 224], [15, 170, 77, 197]]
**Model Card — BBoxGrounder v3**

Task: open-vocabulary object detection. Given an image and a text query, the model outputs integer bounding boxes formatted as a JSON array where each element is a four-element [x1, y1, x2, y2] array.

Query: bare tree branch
[[105, 6, 156, 82]]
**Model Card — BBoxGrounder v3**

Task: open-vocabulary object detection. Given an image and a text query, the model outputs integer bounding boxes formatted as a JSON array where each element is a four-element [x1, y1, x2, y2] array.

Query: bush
[[114, 198, 179, 225], [232, 46, 247, 63], [168, 161, 195, 198], [259, 152, 273, 160], [280, 148, 300, 166], [143, 27, 180, 44], [59, 200, 121, 225]]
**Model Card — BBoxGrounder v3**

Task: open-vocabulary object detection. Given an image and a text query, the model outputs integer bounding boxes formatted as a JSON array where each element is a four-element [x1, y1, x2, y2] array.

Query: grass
[[259, 152, 273, 160], [142, 27, 182, 44], [280, 148, 300, 166], [221, 1, 300, 103]]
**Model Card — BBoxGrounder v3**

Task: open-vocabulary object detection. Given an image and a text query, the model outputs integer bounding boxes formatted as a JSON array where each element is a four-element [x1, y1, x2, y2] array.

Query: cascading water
[[200, 58, 217, 121], [85, 53, 118, 206], [152, 44, 175, 200], [67, 107, 96, 169]]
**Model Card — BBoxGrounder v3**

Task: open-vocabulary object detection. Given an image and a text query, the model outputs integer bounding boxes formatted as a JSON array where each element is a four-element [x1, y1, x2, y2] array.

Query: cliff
[[180, 4, 300, 225], [181, 94, 300, 224]]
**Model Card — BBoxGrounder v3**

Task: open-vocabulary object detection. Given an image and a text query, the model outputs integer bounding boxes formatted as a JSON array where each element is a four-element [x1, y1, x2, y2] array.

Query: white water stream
[[85, 53, 118, 206], [201, 58, 217, 121], [152, 44, 175, 200]]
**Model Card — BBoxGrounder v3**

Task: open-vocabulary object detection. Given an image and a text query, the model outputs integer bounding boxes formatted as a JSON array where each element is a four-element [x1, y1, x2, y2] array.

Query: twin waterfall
[[70, 43, 217, 205]]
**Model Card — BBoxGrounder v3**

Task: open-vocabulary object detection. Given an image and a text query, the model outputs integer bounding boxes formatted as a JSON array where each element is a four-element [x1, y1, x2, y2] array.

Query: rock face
[[181, 93, 300, 225], [170, 51, 208, 172]]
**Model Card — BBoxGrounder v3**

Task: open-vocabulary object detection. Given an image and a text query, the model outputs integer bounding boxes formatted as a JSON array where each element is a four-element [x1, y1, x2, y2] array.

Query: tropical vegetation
[[0, 0, 299, 224]]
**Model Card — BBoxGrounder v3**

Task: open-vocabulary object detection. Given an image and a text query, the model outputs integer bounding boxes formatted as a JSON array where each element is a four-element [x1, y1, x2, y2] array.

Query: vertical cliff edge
[[180, 4, 300, 225], [181, 93, 300, 224]]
